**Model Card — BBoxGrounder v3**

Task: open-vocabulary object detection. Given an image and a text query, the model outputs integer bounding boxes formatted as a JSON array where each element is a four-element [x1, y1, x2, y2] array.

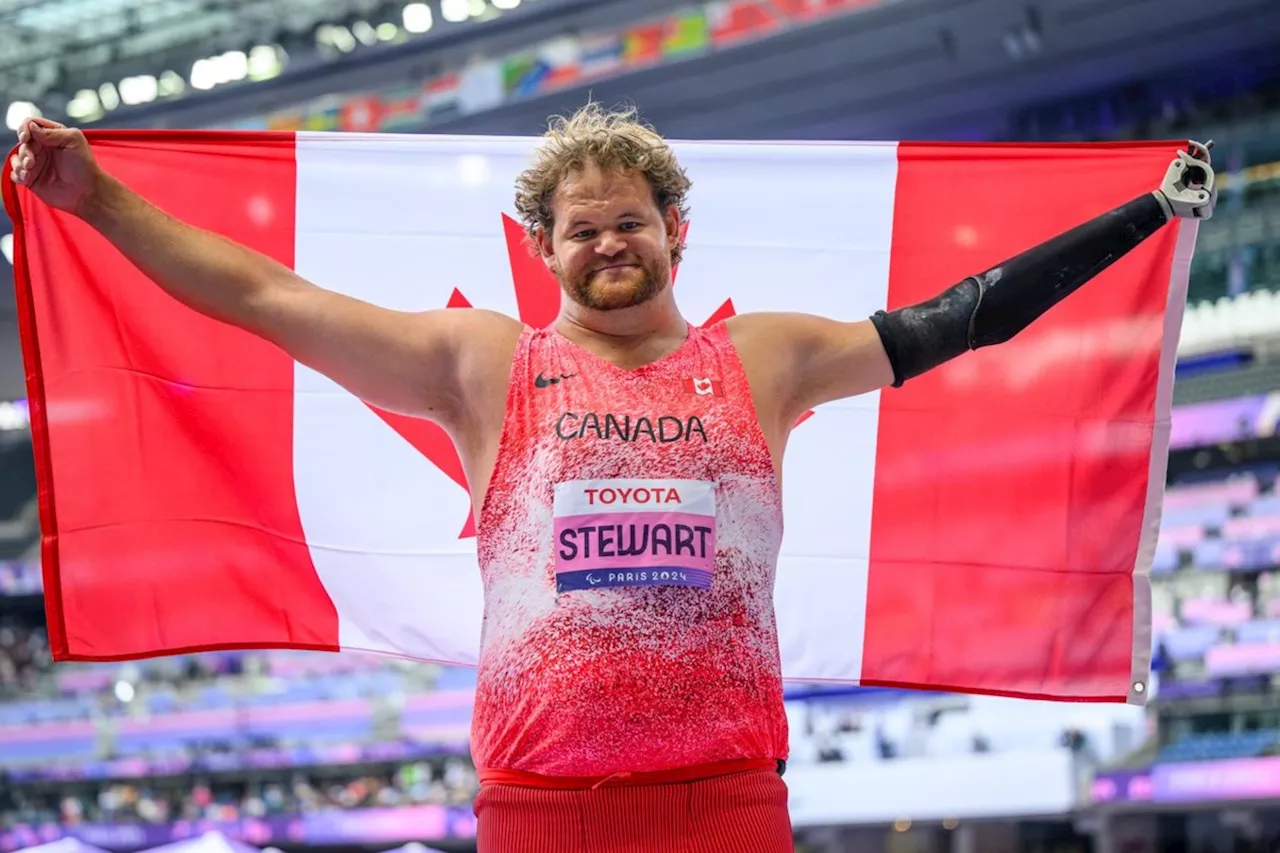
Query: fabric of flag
[[2, 131, 1198, 705]]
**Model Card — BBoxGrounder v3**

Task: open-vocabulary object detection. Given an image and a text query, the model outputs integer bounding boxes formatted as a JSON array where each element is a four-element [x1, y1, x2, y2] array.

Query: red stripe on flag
[[865, 141, 1186, 701], [2, 130, 340, 661]]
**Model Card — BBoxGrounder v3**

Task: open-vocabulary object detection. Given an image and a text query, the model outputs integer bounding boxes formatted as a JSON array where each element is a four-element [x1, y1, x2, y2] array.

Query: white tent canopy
[[139, 832, 261, 853], [379, 843, 448, 853], [17, 839, 113, 853]]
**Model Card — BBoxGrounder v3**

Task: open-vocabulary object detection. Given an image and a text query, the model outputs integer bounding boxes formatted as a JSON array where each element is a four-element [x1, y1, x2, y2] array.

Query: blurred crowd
[[1, 757, 478, 827], [792, 693, 1119, 770], [0, 617, 50, 697]]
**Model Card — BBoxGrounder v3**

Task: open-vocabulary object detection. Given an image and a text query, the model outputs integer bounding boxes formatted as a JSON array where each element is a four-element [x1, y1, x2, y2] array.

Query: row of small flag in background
[[213, 0, 890, 134]]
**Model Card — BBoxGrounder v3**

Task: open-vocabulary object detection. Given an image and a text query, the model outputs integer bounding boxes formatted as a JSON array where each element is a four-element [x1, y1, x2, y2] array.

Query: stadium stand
[[0, 639, 481, 833], [1124, 465, 1280, 761], [0, 616, 49, 697]]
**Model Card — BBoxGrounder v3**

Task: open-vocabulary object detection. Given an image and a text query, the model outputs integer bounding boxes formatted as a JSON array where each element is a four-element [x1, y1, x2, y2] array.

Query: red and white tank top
[[470, 322, 790, 780]]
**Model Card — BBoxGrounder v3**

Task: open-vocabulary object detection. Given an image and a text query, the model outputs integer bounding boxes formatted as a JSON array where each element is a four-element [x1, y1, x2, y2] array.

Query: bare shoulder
[[725, 309, 864, 336], [439, 308, 523, 429], [724, 310, 892, 412], [442, 307, 524, 349], [724, 310, 833, 360], [442, 307, 524, 382], [722, 312, 811, 425]]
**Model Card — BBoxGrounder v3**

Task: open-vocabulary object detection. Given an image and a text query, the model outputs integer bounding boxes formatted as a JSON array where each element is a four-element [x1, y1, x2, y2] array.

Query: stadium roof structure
[[0, 0, 620, 123], [0, 0, 355, 101]]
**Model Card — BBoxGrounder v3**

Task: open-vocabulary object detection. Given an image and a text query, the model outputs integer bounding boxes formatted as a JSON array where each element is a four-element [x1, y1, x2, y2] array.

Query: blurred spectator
[[2, 757, 478, 827], [0, 617, 50, 696]]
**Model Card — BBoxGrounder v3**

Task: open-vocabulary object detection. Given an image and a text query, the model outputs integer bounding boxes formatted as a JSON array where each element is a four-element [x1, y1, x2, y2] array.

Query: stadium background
[[2, 0, 1280, 850]]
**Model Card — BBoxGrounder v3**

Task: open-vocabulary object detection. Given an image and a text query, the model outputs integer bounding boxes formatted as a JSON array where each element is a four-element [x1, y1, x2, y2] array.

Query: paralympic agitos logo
[[358, 216, 813, 539]]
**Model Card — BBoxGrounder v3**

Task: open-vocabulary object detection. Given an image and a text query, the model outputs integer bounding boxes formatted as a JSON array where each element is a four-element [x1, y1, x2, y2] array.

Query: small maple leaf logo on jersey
[[684, 377, 724, 397], [365, 215, 812, 539]]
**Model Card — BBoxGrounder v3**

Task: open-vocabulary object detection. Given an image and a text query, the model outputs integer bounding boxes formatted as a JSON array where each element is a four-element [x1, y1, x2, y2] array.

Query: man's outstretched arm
[[762, 142, 1217, 419], [9, 117, 521, 425]]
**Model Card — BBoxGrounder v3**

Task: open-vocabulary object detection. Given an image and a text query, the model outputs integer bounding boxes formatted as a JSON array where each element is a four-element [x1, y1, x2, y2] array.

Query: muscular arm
[[729, 312, 893, 430], [80, 172, 520, 423]]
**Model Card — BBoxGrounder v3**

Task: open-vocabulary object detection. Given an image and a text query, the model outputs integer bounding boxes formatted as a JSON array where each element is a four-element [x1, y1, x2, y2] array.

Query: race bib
[[553, 478, 717, 592]]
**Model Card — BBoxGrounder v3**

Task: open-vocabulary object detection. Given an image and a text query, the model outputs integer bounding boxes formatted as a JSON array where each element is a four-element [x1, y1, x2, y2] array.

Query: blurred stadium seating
[[3, 1, 1280, 851]]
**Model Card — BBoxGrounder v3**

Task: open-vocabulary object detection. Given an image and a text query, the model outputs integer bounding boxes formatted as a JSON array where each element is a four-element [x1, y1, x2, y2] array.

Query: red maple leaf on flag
[[363, 215, 812, 539]]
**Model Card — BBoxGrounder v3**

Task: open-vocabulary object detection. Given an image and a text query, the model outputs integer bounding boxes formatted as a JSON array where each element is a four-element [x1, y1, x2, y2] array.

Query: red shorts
[[473, 768, 794, 853]]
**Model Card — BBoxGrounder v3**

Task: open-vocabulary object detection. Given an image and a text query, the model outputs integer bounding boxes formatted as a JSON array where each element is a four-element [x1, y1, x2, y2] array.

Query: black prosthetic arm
[[868, 192, 1172, 387]]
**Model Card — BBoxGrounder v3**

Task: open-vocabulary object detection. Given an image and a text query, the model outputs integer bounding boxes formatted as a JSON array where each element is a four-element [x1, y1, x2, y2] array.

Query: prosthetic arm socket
[[869, 192, 1171, 387]]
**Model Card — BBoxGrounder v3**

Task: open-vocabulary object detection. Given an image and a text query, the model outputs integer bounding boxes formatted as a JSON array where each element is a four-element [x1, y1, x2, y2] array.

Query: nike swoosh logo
[[535, 373, 576, 389]]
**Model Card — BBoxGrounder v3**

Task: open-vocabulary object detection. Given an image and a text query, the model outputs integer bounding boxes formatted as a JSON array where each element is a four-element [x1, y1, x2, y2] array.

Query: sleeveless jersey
[[470, 322, 790, 779]]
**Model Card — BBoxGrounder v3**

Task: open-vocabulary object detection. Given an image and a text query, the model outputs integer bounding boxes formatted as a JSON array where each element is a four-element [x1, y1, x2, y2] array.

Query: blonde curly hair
[[514, 102, 692, 264]]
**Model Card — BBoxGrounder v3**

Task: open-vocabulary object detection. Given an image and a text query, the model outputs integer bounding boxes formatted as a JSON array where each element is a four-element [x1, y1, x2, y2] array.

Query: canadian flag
[[3, 131, 1195, 704], [683, 377, 724, 397]]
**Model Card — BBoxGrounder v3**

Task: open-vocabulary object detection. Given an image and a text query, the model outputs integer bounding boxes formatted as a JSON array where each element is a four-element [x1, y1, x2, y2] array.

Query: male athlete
[[10, 105, 1215, 853]]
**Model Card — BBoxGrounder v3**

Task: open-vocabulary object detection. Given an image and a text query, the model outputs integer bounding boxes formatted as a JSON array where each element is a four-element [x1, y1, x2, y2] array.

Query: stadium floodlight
[[0, 398, 27, 430], [248, 45, 285, 81], [402, 2, 432, 33], [441, 0, 469, 22], [316, 24, 357, 52], [119, 75, 159, 106], [219, 50, 250, 82], [158, 71, 186, 97], [191, 58, 218, 90], [492, 0, 520, 9], [66, 89, 102, 119], [332, 26, 357, 52], [5, 101, 40, 132], [353, 21, 378, 45], [0, 234, 12, 265], [98, 83, 120, 110]]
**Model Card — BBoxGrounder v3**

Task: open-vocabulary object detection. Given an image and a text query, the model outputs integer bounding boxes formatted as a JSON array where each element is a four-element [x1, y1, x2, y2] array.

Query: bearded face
[[538, 162, 678, 312]]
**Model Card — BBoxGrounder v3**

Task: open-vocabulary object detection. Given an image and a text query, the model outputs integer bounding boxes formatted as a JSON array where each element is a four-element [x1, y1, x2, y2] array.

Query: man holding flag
[[8, 105, 1214, 852]]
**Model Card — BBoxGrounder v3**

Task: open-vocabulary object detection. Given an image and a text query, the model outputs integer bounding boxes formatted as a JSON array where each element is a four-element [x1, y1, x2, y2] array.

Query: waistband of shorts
[[478, 757, 785, 790]]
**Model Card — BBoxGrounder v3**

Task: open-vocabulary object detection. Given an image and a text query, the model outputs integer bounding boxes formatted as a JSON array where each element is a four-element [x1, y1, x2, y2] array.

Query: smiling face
[[536, 160, 681, 312]]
